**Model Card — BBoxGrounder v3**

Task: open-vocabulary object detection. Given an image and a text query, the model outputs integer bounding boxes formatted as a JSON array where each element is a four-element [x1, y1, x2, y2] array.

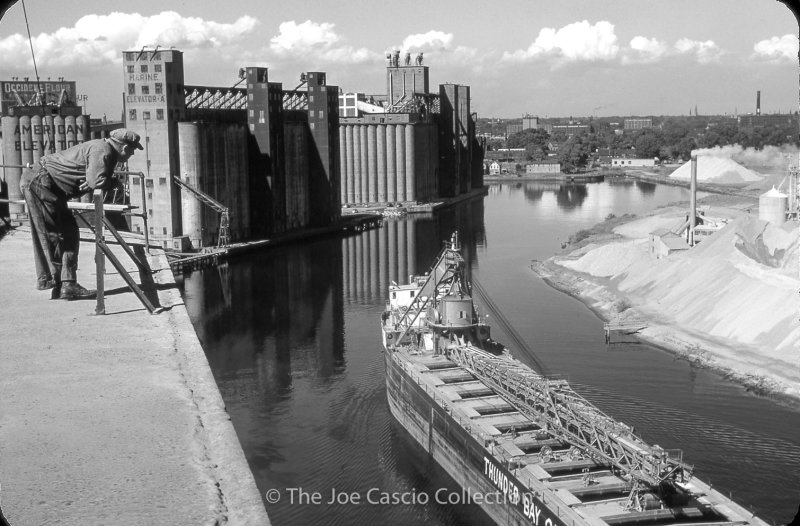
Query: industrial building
[[522, 114, 539, 130], [121, 48, 341, 249], [623, 118, 652, 130], [0, 78, 91, 219], [338, 53, 484, 206]]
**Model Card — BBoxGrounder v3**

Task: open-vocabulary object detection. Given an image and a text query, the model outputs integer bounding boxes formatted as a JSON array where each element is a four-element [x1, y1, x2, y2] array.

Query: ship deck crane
[[172, 176, 230, 247]]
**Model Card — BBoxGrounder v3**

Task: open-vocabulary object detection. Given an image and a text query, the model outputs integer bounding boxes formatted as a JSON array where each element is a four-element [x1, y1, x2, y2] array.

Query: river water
[[183, 179, 800, 526]]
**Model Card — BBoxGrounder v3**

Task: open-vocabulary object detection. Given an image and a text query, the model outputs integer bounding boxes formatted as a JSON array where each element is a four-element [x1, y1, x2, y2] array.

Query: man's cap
[[109, 128, 144, 150]]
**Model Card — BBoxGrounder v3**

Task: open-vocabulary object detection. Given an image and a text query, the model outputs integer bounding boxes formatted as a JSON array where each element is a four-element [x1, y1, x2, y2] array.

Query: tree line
[[483, 115, 798, 173]]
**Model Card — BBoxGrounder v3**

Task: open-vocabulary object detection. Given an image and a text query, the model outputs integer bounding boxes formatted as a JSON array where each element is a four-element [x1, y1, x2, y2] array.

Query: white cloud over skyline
[[269, 20, 375, 63], [753, 34, 798, 62], [502, 20, 619, 63], [0, 8, 793, 117], [0, 11, 259, 69]]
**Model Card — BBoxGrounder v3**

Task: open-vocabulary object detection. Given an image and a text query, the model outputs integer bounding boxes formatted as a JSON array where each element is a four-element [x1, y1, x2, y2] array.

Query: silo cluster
[[1, 114, 89, 215], [339, 119, 437, 206]]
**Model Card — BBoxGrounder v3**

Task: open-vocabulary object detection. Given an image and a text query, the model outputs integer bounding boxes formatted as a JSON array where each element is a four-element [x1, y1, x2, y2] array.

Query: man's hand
[[79, 180, 90, 193]]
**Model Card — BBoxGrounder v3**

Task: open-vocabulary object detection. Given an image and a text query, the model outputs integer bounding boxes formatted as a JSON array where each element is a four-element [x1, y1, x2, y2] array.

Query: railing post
[[139, 172, 150, 254], [94, 190, 106, 315]]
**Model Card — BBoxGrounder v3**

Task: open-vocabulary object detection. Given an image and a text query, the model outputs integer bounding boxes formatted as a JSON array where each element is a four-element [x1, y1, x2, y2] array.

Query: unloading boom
[[447, 345, 693, 488]]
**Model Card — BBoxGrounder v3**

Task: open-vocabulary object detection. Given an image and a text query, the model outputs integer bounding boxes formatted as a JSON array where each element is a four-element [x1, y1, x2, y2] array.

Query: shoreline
[[531, 256, 800, 407]]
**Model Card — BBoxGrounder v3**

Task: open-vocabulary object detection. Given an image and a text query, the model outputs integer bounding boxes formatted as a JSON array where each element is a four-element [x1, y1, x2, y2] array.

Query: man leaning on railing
[[19, 128, 143, 300]]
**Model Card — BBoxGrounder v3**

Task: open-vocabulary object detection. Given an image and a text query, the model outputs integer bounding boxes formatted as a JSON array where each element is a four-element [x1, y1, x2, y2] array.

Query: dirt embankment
[[532, 203, 800, 405]]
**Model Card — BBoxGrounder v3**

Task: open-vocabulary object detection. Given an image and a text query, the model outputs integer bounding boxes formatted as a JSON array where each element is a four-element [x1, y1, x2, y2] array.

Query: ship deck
[[387, 344, 768, 526]]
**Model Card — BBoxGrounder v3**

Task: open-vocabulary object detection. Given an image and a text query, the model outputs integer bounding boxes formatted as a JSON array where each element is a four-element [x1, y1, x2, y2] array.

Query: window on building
[[140, 65, 148, 73], [132, 178, 140, 185], [128, 84, 135, 95], [149, 226, 154, 235], [147, 193, 153, 201], [135, 225, 141, 233], [154, 64, 162, 72], [125, 52, 134, 61], [159, 177, 166, 185], [162, 227, 167, 235], [127, 65, 134, 73], [259, 110, 265, 124], [155, 83, 162, 94], [143, 111, 151, 120], [318, 110, 324, 118], [145, 179, 154, 188], [156, 109, 164, 120], [141, 85, 150, 95], [129, 109, 137, 121]]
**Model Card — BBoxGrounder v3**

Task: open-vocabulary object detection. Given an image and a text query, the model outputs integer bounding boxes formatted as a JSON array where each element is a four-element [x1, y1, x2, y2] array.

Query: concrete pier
[[0, 227, 270, 526]]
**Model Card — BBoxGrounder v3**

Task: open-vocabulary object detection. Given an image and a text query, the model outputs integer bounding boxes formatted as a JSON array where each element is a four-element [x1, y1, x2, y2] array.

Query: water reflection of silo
[[379, 224, 388, 299], [407, 219, 416, 278], [369, 226, 379, 302], [397, 220, 407, 284], [387, 220, 397, 285], [355, 233, 363, 302], [347, 235, 356, 302], [361, 228, 370, 302]]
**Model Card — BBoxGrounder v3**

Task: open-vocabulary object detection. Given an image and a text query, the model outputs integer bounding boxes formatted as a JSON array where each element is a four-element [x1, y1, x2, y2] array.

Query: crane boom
[[446, 345, 693, 488], [172, 176, 230, 247]]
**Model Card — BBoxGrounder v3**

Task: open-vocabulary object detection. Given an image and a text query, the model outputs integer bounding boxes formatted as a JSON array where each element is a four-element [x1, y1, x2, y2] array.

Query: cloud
[[270, 20, 375, 63], [502, 20, 619, 64], [622, 36, 669, 64], [399, 31, 453, 52], [674, 38, 722, 63], [753, 34, 797, 63], [0, 11, 259, 70]]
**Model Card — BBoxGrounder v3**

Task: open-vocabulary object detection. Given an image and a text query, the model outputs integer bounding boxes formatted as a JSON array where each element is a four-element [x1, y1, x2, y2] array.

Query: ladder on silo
[[172, 176, 231, 247]]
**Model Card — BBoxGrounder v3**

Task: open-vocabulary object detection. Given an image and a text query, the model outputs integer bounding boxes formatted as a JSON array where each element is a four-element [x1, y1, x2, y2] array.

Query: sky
[[0, 0, 798, 119]]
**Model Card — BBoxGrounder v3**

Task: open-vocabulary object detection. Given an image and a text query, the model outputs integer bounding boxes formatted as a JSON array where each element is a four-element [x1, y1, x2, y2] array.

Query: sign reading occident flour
[[0, 80, 77, 115]]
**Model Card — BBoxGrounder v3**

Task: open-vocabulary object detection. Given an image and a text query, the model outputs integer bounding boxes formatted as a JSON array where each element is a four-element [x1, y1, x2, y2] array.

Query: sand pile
[[557, 214, 799, 388], [669, 156, 762, 184]]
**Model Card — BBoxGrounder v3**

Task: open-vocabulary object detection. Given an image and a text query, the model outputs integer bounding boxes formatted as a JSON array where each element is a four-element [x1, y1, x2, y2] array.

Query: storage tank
[[759, 187, 787, 225]]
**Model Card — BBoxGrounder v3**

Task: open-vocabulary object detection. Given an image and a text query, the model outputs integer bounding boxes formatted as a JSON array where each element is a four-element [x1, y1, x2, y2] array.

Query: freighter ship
[[381, 232, 768, 526]]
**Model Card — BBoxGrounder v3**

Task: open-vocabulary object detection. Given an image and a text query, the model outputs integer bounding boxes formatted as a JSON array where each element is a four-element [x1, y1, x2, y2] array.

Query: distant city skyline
[[0, 0, 797, 119]]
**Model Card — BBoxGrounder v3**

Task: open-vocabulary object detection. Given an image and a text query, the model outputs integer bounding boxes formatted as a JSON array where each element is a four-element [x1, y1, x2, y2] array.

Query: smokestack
[[689, 154, 697, 246], [757, 90, 761, 116]]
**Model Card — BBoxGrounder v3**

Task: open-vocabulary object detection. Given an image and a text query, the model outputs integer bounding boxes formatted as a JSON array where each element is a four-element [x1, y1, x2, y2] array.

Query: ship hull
[[384, 349, 569, 526]]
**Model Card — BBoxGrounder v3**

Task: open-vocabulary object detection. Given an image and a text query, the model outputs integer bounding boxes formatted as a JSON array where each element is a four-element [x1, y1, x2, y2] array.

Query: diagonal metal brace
[[95, 238, 162, 315]]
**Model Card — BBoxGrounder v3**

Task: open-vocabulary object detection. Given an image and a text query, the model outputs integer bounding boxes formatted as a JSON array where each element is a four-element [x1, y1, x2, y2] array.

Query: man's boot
[[60, 281, 96, 300], [37, 277, 55, 290]]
